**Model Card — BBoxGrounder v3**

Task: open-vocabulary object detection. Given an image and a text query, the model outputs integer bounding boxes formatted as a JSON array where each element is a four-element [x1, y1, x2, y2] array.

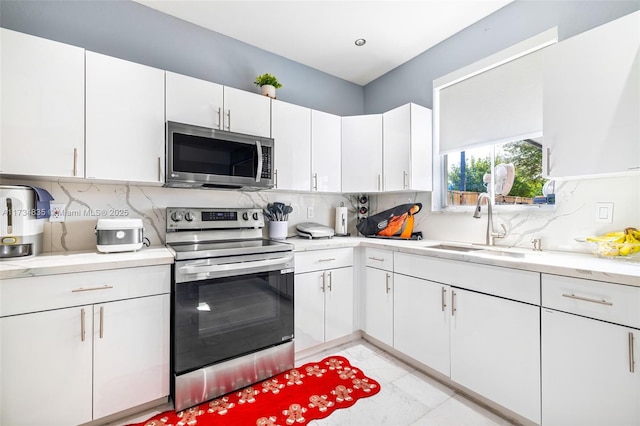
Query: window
[[444, 138, 552, 208]]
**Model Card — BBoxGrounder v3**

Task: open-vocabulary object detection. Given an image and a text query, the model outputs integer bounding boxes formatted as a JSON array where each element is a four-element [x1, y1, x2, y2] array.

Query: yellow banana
[[587, 227, 640, 257]]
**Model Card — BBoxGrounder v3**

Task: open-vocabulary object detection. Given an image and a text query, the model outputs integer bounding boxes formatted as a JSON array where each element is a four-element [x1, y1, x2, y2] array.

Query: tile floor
[[114, 339, 515, 426]]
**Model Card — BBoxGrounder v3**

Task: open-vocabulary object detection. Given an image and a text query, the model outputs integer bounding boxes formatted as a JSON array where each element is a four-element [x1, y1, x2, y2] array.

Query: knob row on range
[[170, 211, 195, 222], [242, 212, 260, 221]]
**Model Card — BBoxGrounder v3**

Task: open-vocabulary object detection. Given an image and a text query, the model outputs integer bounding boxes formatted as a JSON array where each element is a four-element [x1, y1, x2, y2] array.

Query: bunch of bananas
[[586, 227, 640, 257]]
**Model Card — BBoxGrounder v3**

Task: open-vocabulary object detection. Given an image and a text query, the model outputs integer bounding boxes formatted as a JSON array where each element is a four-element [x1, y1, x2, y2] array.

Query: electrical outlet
[[595, 202, 614, 223], [49, 203, 65, 223], [307, 206, 314, 219]]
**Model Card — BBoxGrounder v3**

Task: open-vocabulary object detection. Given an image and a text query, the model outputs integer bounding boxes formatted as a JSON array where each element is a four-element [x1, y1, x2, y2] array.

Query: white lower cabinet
[[294, 249, 354, 352], [393, 252, 541, 424], [394, 274, 450, 375], [0, 265, 170, 425]]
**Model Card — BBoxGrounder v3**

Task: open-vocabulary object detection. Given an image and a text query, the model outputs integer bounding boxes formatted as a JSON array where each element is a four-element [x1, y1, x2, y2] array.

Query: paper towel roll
[[335, 207, 348, 235]]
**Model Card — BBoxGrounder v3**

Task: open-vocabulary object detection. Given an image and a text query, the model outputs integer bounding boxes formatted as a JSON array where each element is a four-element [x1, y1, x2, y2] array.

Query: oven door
[[173, 252, 294, 375]]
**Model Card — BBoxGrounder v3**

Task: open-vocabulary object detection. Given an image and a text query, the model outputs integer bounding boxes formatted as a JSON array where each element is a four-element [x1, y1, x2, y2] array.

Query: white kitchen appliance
[[95, 218, 145, 253], [296, 222, 335, 239], [0, 186, 44, 259]]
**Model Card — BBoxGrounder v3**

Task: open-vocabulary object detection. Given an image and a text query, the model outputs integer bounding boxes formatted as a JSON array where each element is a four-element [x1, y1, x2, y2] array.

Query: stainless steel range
[[165, 207, 294, 411]]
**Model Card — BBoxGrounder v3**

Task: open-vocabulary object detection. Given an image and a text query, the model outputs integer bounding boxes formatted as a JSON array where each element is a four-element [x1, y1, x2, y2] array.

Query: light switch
[[595, 202, 614, 223]]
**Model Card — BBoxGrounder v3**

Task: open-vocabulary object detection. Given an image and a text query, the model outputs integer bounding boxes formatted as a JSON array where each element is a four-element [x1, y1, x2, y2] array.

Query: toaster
[[95, 218, 144, 253]]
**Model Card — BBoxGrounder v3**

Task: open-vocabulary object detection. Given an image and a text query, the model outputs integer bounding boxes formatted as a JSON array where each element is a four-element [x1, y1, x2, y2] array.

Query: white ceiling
[[134, 0, 513, 86]]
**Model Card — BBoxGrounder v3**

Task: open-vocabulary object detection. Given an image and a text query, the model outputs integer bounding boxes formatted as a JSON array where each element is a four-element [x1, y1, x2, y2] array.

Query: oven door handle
[[179, 255, 293, 276]]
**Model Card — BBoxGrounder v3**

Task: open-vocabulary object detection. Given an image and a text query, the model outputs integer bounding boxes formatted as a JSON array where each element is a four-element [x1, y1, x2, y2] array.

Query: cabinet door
[[450, 288, 541, 424], [1, 28, 85, 178], [311, 110, 342, 192], [394, 274, 450, 375], [294, 271, 326, 352], [543, 11, 640, 177], [166, 71, 224, 128], [364, 267, 393, 346], [271, 100, 311, 191], [93, 294, 170, 419], [222, 86, 271, 137], [383, 104, 411, 191], [1, 306, 93, 426], [342, 115, 383, 193], [542, 309, 640, 426], [324, 267, 354, 342], [86, 51, 165, 183]]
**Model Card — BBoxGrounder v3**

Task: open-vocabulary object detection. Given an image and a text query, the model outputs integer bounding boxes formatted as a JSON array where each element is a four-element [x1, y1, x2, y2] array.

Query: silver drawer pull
[[561, 293, 613, 306], [72, 285, 114, 293], [368, 257, 384, 262], [318, 258, 336, 262]]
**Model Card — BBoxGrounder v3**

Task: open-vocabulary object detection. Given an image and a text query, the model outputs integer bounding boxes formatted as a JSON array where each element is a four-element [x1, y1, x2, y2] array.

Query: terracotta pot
[[261, 84, 276, 99]]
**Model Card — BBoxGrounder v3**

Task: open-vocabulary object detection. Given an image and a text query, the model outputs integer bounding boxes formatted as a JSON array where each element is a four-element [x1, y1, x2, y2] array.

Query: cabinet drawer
[[542, 274, 640, 328], [0, 265, 171, 317], [365, 248, 393, 271], [295, 248, 353, 274], [395, 253, 540, 305]]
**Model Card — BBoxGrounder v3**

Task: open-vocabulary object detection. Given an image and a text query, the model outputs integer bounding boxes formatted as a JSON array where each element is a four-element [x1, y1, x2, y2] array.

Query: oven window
[[174, 269, 294, 375], [172, 133, 257, 177]]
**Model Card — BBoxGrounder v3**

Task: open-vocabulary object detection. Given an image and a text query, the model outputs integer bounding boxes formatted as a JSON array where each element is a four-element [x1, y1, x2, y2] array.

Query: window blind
[[438, 49, 543, 154]]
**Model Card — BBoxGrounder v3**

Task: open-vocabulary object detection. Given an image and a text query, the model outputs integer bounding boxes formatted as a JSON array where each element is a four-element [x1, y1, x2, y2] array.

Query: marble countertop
[[0, 247, 174, 279], [288, 236, 640, 287], [2, 237, 638, 287]]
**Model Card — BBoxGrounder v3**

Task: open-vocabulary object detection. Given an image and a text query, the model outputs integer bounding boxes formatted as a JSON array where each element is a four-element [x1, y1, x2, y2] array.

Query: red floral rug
[[130, 355, 380, 426]]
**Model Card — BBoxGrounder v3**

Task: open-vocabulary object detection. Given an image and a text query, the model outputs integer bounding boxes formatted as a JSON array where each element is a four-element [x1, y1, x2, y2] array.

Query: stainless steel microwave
[[165, 121, 274, 190]]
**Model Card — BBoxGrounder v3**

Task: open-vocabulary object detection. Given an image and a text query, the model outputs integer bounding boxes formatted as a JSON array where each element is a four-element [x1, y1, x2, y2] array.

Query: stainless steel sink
[[424, 244, 485, 253], [476, 249, 526, 258]]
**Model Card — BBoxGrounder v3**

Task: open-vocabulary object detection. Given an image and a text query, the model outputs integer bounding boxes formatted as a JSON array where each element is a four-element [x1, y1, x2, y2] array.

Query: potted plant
[[254, 73, 282, 99]]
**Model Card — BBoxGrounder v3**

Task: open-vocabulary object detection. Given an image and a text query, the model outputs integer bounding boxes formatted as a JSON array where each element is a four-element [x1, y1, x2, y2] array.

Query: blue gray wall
[[1, 0, 638, 116], [0, 0, 364, 116], [363, 0, 640, 113]]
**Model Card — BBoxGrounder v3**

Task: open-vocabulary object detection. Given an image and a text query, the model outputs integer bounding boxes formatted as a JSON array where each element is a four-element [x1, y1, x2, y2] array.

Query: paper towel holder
[[334, 203, 350, 237]]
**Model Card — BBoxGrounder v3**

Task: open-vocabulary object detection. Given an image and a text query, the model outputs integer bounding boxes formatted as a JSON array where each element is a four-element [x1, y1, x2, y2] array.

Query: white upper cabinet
[[0, 28, 85, 178], [85, 51, 165, 183], [311, 110, 342, 192], [383, 103, 432, 191], [543, 11, 640, 178], [342, 114, 383, 193], [223, 86, 271, 137], [271, 100, 311, 191], [165, 71, 224, 128]]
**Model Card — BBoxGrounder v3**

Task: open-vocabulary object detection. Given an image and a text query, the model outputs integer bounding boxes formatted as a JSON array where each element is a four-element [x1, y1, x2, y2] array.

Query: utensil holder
[[269, 221, 288, 240]]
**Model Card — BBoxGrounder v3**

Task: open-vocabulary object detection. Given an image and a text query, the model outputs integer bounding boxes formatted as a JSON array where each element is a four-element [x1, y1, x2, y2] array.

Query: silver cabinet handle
[[72, 285, 114, 293], [441, 287, 447, 312], [226, 109, 231, 130], [328, 271, 333, 292], [385, 273, 391, 294], [403, 171, 408, 189], [158, 157, 162, 182], [630, 332, 636, 373], [561, 293, 613, 306], [321, 272, 326, 292], [73, 148, 78, 177], [99, 306, 105, 339], [546, 147, 551, 176], [368, 256, 384, 262], [80, 308, 86, 342], [318, 258, 336, 262], [216, 107, 222, 129], [313, 173, 318, 191], [451, 290, 457, 316]]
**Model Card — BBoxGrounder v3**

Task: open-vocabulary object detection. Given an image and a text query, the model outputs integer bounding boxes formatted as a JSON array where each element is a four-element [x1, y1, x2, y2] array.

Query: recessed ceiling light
[[354, 38, 366, 47]]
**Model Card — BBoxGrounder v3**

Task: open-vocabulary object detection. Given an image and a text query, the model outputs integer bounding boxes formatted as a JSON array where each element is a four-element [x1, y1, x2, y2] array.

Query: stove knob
[[242, 212, 249, 220], [252, 212, 259, 220], [184, 211, 195, 222], [171, 211, 183, 222]]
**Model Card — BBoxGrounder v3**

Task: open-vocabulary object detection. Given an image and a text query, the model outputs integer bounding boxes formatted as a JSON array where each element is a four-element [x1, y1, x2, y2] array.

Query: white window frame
[[432, 28, 558, 213]]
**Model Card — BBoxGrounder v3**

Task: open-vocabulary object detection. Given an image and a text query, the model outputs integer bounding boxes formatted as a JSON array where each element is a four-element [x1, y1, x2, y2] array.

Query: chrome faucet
[[473, 193, 506, 246]]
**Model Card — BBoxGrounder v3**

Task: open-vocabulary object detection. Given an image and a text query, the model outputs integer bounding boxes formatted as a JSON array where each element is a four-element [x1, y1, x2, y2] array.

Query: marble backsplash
[[3, 173, 639, 255], [1, 178, 361, 253], [377, 174, 640, 254]]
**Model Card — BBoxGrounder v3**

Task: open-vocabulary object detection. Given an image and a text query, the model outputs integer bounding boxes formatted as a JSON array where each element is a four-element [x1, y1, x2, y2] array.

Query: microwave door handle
[[255, 140, 263, 183], [179, 255, 293, 275]]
